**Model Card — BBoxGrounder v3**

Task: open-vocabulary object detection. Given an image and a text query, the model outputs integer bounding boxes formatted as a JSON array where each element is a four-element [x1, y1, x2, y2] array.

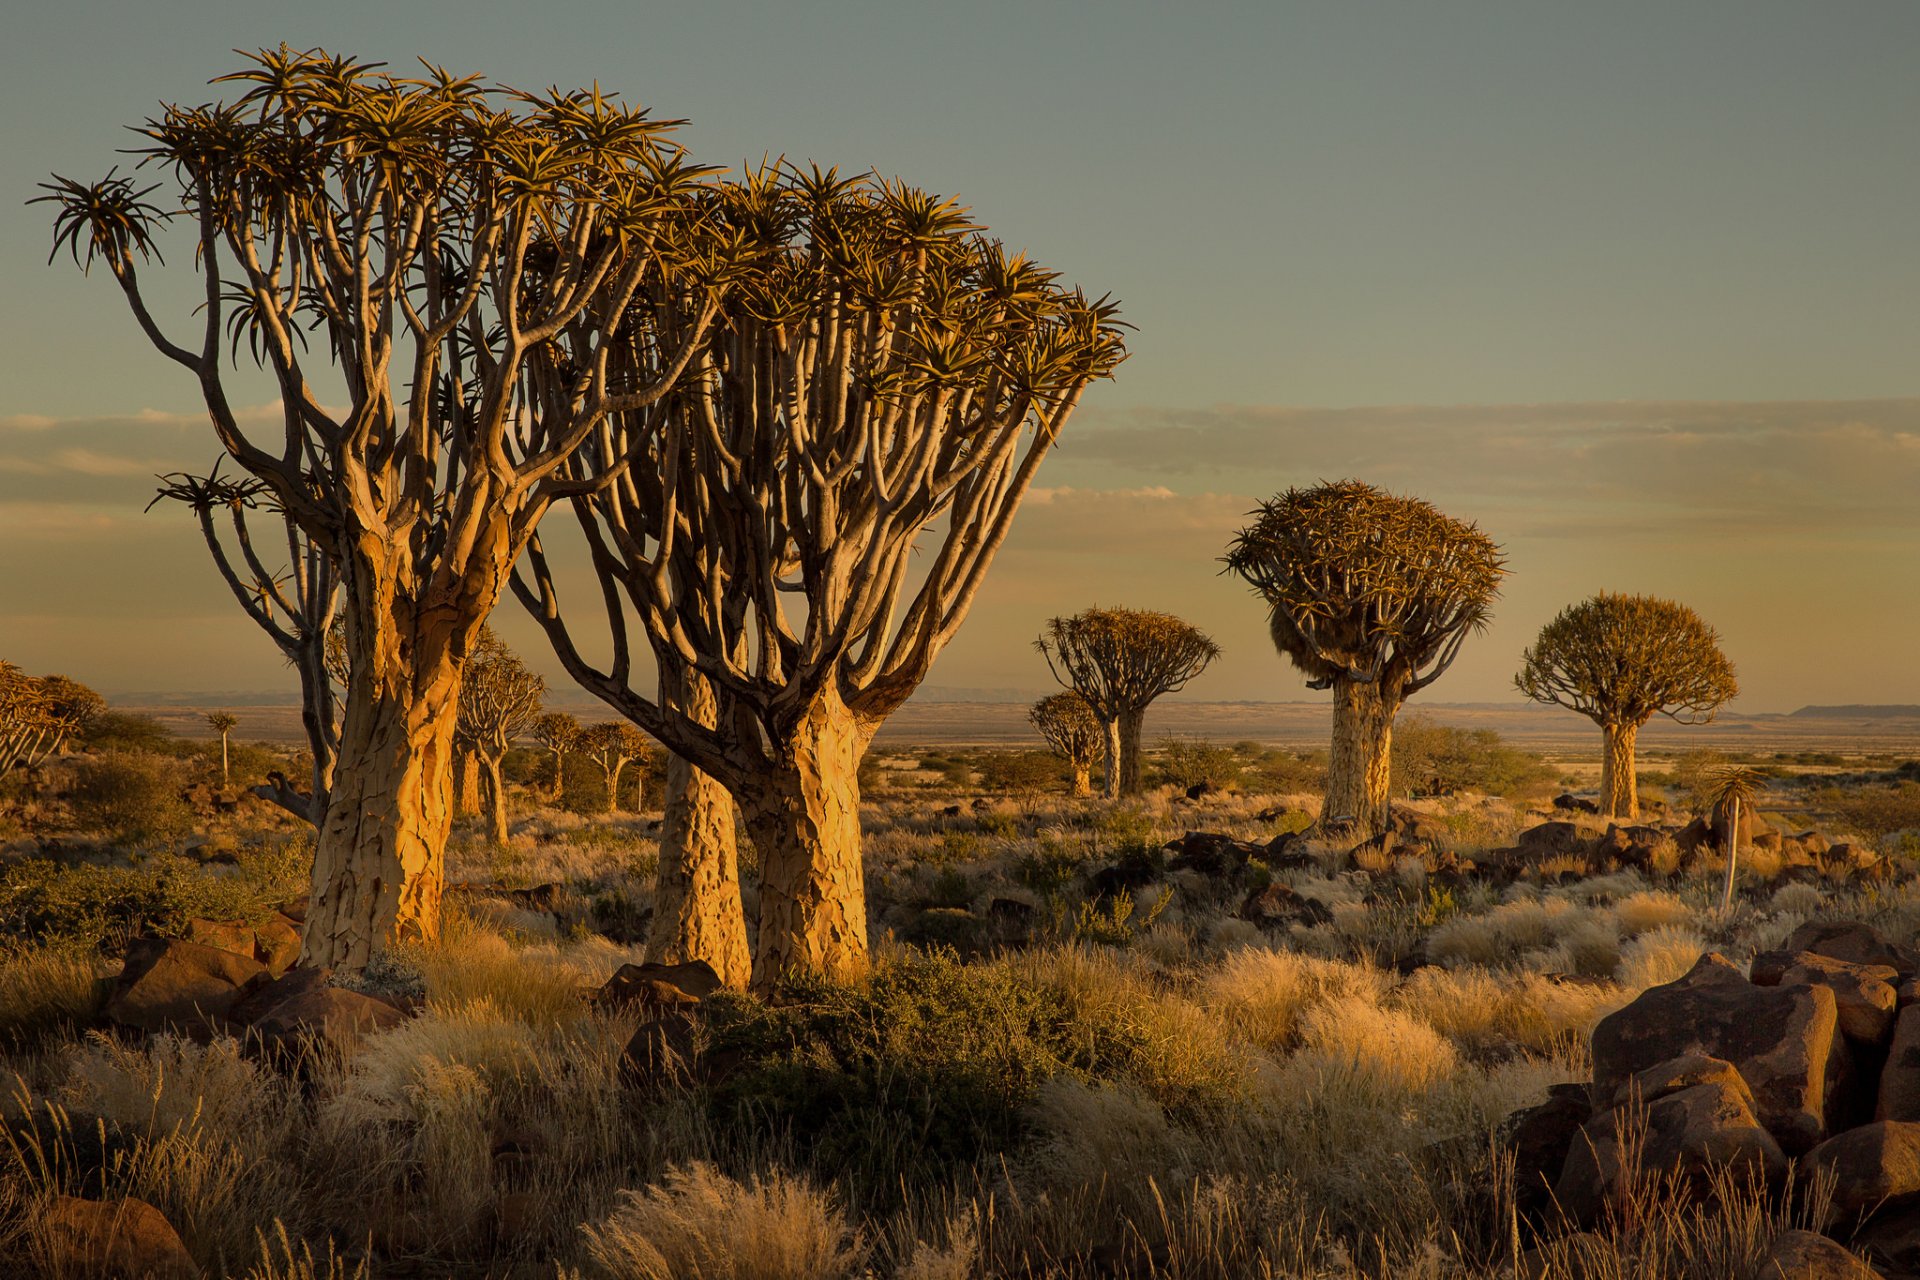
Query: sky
[[1, 1, 1917, 711]]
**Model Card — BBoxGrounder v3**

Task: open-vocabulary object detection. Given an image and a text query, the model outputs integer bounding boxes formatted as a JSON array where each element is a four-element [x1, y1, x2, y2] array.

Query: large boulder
[[1513, 821, 1588, 858], [1753, 951, 1900, 1047], [230, 967, 405, 1057], [1499, 1083, 1594, 1223], [594, 960, 726, 1010], [1591, 952, 1840, 1154], [1801, 1121, 1920, 1231], [1554, 1070, 1786, 1227], [1751, 1230, 1880, 1280], [39, 1194, 196, 1279], [1881, 1006, 1920, 1123], [104, 936, 265, 1036], [1781, 921, 1920, 981]]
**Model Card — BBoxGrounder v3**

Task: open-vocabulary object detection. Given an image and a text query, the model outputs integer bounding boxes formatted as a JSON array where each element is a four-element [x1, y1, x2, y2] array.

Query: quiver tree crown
[[0, 664, 101, 772], [1028, 691, 1105, 767], [1222, 480, 1505, 699], [1515, 592, 1738, 729], [1034, 608, 1220, 718]]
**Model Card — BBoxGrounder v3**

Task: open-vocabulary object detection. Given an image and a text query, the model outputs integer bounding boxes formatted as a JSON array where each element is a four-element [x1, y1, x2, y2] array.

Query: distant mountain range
[[1790, 705, 1920, 719]]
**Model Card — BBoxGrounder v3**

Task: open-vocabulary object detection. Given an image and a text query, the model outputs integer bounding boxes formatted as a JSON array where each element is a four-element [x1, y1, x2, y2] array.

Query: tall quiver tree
[[1029, 692, 1105, 796], [206, 711, 239, 786], [153, 467, 340, 821], [1224, 481, 1504, 836], [1515, 592, 1737, 820], [652, 668, 751, 989], [455, 628, 544, 844], [1035, 608, 1218, 799], [517, 165, 1127, 985], [39, 49, 726, 967]]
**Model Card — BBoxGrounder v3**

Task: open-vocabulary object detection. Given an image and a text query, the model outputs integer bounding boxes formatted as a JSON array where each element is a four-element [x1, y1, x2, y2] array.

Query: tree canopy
[[1515, 592, 1738, 729], [1034, 608, 1219, 718]]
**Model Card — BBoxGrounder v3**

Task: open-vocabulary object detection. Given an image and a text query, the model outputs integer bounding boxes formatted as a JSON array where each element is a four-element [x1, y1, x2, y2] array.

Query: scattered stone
[[1184, 780, 1215, 801], [1590, 952, 1840, 1154], [1088, 849, 1162, 898], [1801, 1121, 1920, 1231], [104, 936, 265, 1037], [1751, 1229, 1879, 1280], [1553, 793, 1600, 815], [40, 1194, 196, 1280], [1514, 821, 1588, 857], [595, 960, 726, 1010], [231, 966, 404, 1057], [622, 1010, 698, 1085], [1499, 1082, 1594, 1222], [1164, 831, 1259, 877], [1236, 883, 1333, 930], [1750, 952, 1899, 1046]]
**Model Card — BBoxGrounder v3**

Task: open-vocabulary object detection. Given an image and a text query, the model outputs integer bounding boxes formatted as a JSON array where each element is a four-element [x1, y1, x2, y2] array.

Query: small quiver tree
[[205, 711, 239, 787], [530, 711, 581, 800], [516, 165, 1127, 986], [153, 467, 339, 822], [1028, 691, 1105, 796], [1035, 608, 1218, 799], [455, 629, 545, 845], [580, 723, 651, 814], [1515, 592, 1738, 820], [38, 49, 727, 967], [1223, 481, 1504, 837], [1708, 765, 1764, 911]]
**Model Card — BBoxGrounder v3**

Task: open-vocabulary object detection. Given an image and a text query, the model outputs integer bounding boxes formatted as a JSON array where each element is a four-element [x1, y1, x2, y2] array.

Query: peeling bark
[[481, 754, 510, 846], [650, 671, 751, 988], [1071, 764, 1091, 797], [1327, 677, 1395, 835], [740, 685, 869, 988], [1116, 707, 1146, 796], [1601, 721, 1640, 819], [1101, 718, 1123, 800]]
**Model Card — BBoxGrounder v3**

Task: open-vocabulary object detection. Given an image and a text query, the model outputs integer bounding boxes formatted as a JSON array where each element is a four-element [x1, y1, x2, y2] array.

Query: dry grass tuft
[[583, 1161, 866, 1280]]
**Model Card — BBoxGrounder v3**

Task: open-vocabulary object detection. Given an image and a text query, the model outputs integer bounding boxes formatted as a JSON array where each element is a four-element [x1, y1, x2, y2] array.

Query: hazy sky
[[2, 2, 1917, 710]]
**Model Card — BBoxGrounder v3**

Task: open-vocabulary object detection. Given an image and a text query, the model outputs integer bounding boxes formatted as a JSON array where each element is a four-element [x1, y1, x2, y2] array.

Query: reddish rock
[[1611, 1053, 1751, 1109], [595, 960, 726, 1010], [184, 918, 256, 957], [1800, 1121, 1920, 1231], [623, 1009, 699, 1084], [1555, 1074, 1786, 1227], [1591, 953, 1840, 1154], [1751, 1229, 1879, 1280], [1500, 1083, 1594, 1223], [1237, 883, 1334, 929], [40, 1194, 196, 1279], [1784, 921, 1920, 979], [251, 914, 302, 975], [1752, 951, 1900, 1046], [105, 936, 265, 1036], [231, 967, 404, 1056], [1514, 821, 1587, 857]]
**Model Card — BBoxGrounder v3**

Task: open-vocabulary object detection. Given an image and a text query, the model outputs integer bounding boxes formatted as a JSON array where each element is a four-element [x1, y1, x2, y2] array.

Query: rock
[[1797, 831, 1834, 857], [231, 967, 404, 1057], [1236, 883, 1333, 929], [987, 897, 1037, 926], [1184, 781, 1215, 801], [39, 1194, 196, 1279], [1784, 921, 1920, 980], [1801, 1121, 1920, 1231], [1591, 952, 1840, 1154], [1612, 1053, 1751, 1109], [1088, 849, 1162, 898], [1750, 952, 1899, 1046], [184, 917, 256, 957], [1752, 1229, 1879, 1280], [1165, 831, 1259, 877], [623, 1009, 698, 1085], [251, 914, 302, 975], [1555, 1075, 1786, 1227], [276, 896, 310, 924], [104, 936, 265, 1036], [1852, 1204, 1920, 1277], [1553, 793, 1600, 815], [595, 960, 726, 1010], [1885, 1007, 1920, 1123], [1499, 1083, 1594, 1222], [897, 907, 989, 953], [1514, 821, 1588, 857]]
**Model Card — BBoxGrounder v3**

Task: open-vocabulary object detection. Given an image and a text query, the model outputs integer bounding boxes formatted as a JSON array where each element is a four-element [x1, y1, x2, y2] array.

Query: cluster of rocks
[[1494, 815, 1883, 886], [1504, 920, 1920, 1278]]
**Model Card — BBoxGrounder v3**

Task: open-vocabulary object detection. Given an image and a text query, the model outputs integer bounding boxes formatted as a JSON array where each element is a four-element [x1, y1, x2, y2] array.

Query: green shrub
[[975, 750, 1061, 797], [1014, 836, 1086, 895], [79, 713, 177, 754], [0, 850, 304, 949], [68, 752, 194, 846], [1251, 747, 1327, 794], [1156, 737, 1242, 791], [703, 951, 1123, 1207], [1815, 780, 1920, 841], [1389, 714, 1556, 800]]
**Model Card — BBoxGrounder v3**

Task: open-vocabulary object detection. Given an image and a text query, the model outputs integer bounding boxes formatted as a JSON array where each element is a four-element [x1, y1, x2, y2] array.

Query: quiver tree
[[1034, 608, 1218, 798], [517, 164, 1127, 985], [205, 711, 239, 786], [1223, 481, 1504, 836], [36, 677, 105, 755], [651, 668, 751, 988], [454, 628, 544, 844], [529, 711, 580, 798], [40, 48, 727, 967], [1515, 593, 1738, 820], [1708, 765, 1764, 910], [153, 466, 339, 821], [0, 665, 69, 773], [1028, 691, 1107, 797], [580, 722, 650, 813]]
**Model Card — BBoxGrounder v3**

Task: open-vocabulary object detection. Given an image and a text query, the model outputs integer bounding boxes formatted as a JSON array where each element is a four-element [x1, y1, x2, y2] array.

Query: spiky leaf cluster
[[456, 628, 546, 756], [1516, 592, 1737, 729], [1035, 608, 1219, 720], [1, 664, 103, 772], [1223, 481, 1504, 695], [531, 711, 581, 755], [1029, 692, 1106, 768]]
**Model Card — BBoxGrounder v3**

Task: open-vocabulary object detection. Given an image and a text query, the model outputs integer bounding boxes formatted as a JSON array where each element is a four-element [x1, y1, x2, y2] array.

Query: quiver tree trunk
[[650, 671, 751, 989], [1116, 707, 1147, 796], [457, 751, 482, 817], [302, 673, 459, 969], [1071, 764, 1091, 797], [481, 755, 510, 846], [1326, 677, 1397, 835], [1600, 721, 1640, 819], [739, 685, 870, 988], [1100, 718, 1124, 800]]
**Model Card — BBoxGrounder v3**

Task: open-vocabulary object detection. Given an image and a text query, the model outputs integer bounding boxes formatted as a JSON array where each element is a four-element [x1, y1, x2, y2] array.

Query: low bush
[[68, 752, 195, 846], [0, 850, 304, 949]]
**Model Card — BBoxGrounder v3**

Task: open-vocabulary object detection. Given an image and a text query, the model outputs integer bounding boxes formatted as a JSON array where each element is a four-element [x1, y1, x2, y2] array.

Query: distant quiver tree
[[1028, 691, 1105, 796], [38, 48, 728, 967], [0, 664, 99, 773], [205, 710, 239, 786], [1515, 592, 1738, 820], [1223, 481, 1503, 836], [516, 164, 1127, 986], [1035, 608, 1219, 799], [530, 711, 580, 800], [455, 629, 544, 845]]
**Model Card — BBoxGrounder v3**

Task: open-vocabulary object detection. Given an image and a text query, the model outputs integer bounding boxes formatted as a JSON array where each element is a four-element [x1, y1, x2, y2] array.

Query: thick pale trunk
[[1116, 707, 1146, 796], [457, 750, 481, 816], [302, 677, 458, 969], [741, 684, 869, 988], [650, 671, 751, 989], [1101, 717, 1123, 800], [548, 749, 565, 800], [1600, 721, 1640, 819], [605, 762, 622, 813], [1070, 763, 1091, 797], [220, 734, 230, 787], [481, 754, 509, 846], [1327, 678, 1395, 835], [1721, 796, 1741, 910]]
